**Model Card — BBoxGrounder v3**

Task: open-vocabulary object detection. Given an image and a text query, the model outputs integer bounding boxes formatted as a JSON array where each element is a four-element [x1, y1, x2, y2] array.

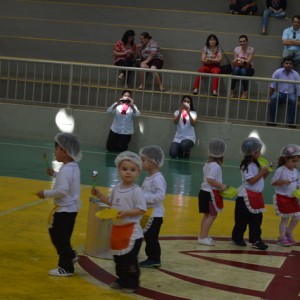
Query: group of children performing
[[36, 133, 166, 293], [35, 132, 300, 294], [200, 137, 300, 251]]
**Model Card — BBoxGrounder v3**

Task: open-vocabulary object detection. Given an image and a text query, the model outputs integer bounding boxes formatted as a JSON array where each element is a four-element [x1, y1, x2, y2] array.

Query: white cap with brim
[[114, 151, 142, 170]]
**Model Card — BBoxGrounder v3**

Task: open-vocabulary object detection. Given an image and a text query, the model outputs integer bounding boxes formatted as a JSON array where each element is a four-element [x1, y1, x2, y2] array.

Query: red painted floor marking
[[158, 268, 264, 298], [78, 255, 189, 300], [264, 250, 300, 300], [78, 238, 300, 300], [181, 250, 281, 273]]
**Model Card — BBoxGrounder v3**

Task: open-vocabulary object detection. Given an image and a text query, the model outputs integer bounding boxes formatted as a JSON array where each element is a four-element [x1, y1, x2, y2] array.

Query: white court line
[[0, 141, 239, 169], [0, 198, 48, 216]]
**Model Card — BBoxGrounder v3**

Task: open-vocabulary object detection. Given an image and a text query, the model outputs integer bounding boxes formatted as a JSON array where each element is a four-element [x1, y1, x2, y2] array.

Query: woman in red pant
[[192, 34, 222, 97]]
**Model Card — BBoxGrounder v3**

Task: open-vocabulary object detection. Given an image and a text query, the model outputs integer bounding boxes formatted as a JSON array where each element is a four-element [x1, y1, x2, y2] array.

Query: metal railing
[[0, 56, 298, 127]]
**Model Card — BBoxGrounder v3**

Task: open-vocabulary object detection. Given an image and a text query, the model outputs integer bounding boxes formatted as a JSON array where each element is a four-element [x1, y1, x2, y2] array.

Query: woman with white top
[[169, 95, 197, 159], [106, 90, 140, 152]]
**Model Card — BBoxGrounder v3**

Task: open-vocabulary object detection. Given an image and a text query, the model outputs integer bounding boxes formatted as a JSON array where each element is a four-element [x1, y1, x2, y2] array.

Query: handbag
[[220, 47, 232, 74]]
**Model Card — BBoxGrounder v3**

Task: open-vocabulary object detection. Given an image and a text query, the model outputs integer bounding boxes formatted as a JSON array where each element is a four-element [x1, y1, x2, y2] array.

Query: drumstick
[[43, 152, 51, 169], [92, 170, 98, 189]]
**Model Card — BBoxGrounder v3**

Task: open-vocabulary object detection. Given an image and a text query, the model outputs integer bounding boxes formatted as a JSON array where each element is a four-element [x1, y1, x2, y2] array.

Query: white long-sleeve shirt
[[141, 172, 167, 217], [107, 102, 140, 135], [44, 162, 81, 212]]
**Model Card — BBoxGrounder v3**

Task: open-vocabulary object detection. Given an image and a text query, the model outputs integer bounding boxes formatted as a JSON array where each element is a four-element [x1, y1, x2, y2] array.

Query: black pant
[[49, 212, 77, 272], [114, 238, 143, 289], [231, 197, 263, 244], [229, 4, 257, 14], [115, 59, 135, 84], [144, 217, 163, 262], [106, 130, 131, 152]]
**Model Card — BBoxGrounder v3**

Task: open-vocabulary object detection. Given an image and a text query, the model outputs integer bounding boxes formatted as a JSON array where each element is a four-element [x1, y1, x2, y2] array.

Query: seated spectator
[[113, 30, 137, 87], [192, 34, 222, 97], [261, 0, 287, 35], [282, 15, 300, 73], [268, 56, 300, 128], [169, 95, 197, 159], [137, 32, 164, 92], [230, 35, 255, 99], [106, 90, 140, 152], [230, 0, 258, 15]]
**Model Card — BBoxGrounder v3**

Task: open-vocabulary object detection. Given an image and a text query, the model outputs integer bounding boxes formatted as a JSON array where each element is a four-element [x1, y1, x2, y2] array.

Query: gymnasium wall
[[1, 103, 299, 163]]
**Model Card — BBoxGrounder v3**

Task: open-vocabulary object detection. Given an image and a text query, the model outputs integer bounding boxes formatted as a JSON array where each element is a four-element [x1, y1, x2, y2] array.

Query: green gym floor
[[1, 139, 300, 299]]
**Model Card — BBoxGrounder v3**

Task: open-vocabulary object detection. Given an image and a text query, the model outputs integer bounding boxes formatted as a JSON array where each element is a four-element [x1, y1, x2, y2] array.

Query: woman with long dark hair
[[169, 95, 197, 159], [113, 30, 137, 86]]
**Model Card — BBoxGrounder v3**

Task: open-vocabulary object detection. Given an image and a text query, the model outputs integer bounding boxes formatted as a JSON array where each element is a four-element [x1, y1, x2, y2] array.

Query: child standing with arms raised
[[271, 144, 300, 246], [139, 145, 167, 268], [91, 151, 146, 293], [232, 137, 269, 250], [198, 138, 227, 246], [36, 133, 82, 277]]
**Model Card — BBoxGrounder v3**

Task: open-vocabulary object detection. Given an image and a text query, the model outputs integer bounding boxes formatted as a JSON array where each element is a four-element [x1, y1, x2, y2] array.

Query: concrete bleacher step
[[1, 0, 299, 104], [1, 0, 298, 78]]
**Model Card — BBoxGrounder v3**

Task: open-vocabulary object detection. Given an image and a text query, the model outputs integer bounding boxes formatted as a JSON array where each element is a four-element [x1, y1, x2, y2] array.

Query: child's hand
[[36, 190, 45, 199], [220, 184, 228, 191], [260, 166, 270, 175], [91, 187, 100, 198], [47, 168, 55, 176], [117, 211, 126, 218]]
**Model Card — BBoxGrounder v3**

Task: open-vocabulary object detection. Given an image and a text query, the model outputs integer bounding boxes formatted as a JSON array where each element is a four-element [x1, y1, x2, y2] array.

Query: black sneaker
[[232, 240, 247, 246], [252, 240, 268, 250], [139, 259, 161, 268]]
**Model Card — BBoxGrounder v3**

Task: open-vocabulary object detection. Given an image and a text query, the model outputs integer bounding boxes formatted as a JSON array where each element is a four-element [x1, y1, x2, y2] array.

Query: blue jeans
[[269, 92, 297, 124], [231, 67, 251, 91], [261, 8, 285, 28], [169, 139, 194, 158]]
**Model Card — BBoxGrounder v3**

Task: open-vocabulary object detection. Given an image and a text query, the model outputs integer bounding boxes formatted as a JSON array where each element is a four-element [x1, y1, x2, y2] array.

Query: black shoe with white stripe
[[48, 267, 74, 277]]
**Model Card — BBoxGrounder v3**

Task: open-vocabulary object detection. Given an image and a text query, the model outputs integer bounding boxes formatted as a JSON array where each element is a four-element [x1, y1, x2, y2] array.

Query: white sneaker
[[48, 267, 74, 277], [197, 237, 215, 246], [208, 236, 215, 242]]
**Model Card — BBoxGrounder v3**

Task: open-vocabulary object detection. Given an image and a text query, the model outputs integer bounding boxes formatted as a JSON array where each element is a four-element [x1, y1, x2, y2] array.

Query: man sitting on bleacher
[[282, 15, 300, 73], [268, 56, 300, 128]]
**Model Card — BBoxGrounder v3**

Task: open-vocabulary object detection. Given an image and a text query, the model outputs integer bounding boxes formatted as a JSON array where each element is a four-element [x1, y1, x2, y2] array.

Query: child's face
[[54, 145, 69, 163], [286, 156, 299, 170], [118, 160, 140, 184], [141, 156, 154, 171], [253, 150, 261, 160]]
